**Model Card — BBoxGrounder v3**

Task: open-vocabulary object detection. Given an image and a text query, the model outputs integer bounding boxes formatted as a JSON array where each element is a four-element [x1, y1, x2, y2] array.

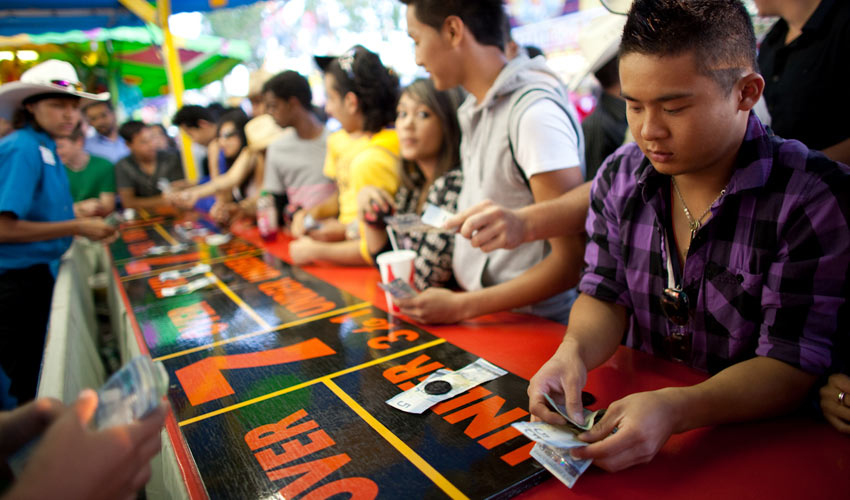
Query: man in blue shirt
[[0, 60, 116, 405], [82, 100, 129, 164]]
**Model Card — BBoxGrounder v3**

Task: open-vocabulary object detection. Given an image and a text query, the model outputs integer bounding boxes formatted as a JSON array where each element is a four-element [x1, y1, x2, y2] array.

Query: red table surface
[[211, 225, 849, 499]]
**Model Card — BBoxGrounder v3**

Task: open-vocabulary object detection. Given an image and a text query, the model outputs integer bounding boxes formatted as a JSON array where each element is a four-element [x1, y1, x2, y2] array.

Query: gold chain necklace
[[671, 177, 726, 243]]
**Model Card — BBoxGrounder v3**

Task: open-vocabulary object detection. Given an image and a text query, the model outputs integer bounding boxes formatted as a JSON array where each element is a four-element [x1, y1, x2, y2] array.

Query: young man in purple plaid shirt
[[516, 0, 850, 471]]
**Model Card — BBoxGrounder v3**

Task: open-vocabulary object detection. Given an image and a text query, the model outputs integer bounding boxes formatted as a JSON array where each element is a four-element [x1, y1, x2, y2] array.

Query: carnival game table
[[94, 209, 848, 500]]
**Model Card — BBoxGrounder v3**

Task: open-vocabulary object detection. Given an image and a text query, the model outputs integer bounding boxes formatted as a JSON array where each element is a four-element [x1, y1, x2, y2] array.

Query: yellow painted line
[[178, 338, 446, 427], [153, 223, 179, 246], [138, 208, 152, 219], [208, 272, 272, 331], [118, 249, 263, 282], [153, 302, 371, 362], [324, 378, 469, 500]]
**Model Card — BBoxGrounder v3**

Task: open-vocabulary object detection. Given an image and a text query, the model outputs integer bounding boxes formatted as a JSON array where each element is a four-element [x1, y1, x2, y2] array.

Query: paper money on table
[[530, 442, 592, 489], [544, 393, 602, 432], [386, 358, 507, 414], [161, 275, 215, 297], [159, 263, 211, 282], [144, 243, 189, 256], [377, 277, 418, 299]]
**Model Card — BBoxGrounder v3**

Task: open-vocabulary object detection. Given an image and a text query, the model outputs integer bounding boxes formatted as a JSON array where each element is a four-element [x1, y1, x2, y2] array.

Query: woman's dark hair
[[620, 0, 757, 93], [216, 109, 249, 164], [326, 46, 400, 133], [398, 78, 464, 197]]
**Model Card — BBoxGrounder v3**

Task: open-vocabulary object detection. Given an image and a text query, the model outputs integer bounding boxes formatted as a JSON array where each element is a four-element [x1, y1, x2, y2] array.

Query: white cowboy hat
[[0, 59, 110, 120], [568, 13, 628, 91]]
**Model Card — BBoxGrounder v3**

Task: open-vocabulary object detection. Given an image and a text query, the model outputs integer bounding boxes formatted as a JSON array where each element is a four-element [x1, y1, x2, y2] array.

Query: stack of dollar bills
[[512, 394, 604, 488]]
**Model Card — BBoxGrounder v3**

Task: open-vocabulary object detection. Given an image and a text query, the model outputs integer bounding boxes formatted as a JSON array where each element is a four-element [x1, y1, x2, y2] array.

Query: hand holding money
[[527, 339, 589, 426], [443, 199, 528, 252], [569, 389, 681, 472]]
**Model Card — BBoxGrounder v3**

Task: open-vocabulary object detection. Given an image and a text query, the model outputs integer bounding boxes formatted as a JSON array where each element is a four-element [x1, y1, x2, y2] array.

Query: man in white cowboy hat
[[0, 59, 117, 407]]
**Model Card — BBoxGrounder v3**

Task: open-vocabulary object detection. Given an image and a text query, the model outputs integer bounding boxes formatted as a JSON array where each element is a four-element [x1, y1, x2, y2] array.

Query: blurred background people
[[115, 120, 186, 210], [81, 101, 129, 165], [55, 125, 116, 217]]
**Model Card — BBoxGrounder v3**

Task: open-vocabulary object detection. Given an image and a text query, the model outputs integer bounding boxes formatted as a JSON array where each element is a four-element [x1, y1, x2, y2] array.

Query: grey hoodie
[[453, 55, 584, 323]]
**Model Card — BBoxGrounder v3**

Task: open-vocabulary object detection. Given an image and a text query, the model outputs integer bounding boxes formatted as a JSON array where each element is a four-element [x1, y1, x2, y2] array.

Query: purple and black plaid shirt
[[580, 113, 850, 375]]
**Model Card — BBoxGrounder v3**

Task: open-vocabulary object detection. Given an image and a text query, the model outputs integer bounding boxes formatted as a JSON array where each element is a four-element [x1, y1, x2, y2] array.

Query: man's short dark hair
[[620, 0, 757, 93], [325, 46, 399, 133], [400, 0, 506, 51], [81, 100, 113, 114], [119, 120, 147, 144], [172, 105, 215, 128], [68, 124, 85, 142], [262, 71, 313, 110]]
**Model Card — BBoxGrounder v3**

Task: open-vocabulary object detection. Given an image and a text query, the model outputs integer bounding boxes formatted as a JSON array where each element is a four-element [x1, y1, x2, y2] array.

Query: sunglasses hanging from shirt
[[660, 182, 693, 362]]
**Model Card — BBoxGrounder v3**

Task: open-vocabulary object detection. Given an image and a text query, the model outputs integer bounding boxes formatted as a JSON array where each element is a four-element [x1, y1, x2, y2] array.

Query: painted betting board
[[111, 212, 547, 499]]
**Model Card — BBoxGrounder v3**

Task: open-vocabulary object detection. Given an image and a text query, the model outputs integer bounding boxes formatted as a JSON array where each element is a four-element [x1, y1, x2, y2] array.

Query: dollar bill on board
[[161, 275, 215, 297], [386, 358, 507, 414], [543, 393, 602, 432], [159, 263, 211, 282], [530, 442, 592, 489], [144, 243, 189, 256], [377, 277, 418, 300]]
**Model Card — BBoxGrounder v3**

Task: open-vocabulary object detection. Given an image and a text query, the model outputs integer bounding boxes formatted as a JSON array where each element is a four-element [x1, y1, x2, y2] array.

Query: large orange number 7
[[175, 338, 336, 406]]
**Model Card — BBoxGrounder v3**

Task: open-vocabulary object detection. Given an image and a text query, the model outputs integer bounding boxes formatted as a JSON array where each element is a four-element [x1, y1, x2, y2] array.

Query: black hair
[[263, 71, 313, 110], [326, 46, 400, 133], [594, 56, 620, 89], [525, 45, 544, 59], [81, 99, 113, 114], [119, 120, 147, 144], [172, 105, 216, 128], [399, 0, 507, 51], [216, 109, 249, 162], [620, 0, 758, 93]]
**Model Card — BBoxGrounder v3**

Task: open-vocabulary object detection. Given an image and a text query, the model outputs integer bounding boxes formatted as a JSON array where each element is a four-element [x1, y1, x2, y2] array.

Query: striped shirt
[[580, 113, 850, 375]]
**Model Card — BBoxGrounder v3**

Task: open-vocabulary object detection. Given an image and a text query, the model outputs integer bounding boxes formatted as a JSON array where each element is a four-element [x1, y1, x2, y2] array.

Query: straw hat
[[244, 114, 284, 152], [568, 14, 628, 91], [0, 59, 109, 120], [247, 69, 273, 98]]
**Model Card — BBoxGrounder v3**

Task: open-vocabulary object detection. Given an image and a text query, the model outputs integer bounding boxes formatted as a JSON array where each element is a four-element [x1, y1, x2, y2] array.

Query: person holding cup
[[359, 79, 464, 298]]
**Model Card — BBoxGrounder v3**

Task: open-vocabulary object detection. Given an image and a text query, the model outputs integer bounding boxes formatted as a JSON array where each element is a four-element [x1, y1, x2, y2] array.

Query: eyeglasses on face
[[219, 130, 239, 140]]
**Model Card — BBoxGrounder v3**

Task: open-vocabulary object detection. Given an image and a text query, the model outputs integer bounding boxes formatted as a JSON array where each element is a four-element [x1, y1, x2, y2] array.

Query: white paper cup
[[376, 249, 417, 313]]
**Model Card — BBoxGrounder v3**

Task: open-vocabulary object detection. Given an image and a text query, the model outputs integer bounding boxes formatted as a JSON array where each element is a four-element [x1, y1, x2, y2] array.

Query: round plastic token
[[424, 380, 452, 395], [205, 234, 232, 246]]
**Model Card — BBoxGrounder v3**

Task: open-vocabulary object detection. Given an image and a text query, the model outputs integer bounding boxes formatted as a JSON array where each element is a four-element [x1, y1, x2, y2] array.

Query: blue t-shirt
[[0, 126, 74, 273]]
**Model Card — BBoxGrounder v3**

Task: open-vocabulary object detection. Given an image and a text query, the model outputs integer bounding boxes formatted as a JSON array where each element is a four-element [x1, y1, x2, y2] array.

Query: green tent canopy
[[0, 25, 251, 97]]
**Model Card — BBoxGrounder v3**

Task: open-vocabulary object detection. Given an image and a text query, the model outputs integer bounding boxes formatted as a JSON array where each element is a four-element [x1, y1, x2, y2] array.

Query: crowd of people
[[0, 0, 847, 497]]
